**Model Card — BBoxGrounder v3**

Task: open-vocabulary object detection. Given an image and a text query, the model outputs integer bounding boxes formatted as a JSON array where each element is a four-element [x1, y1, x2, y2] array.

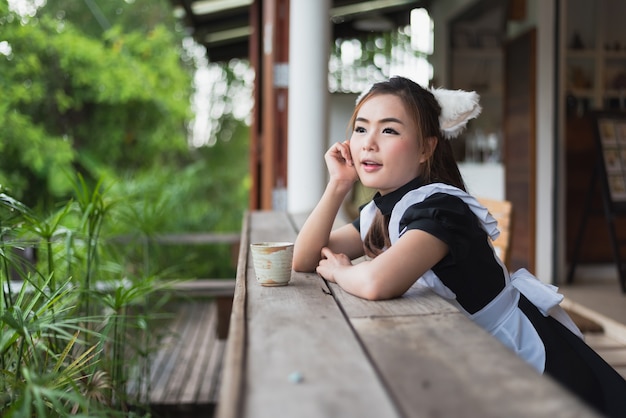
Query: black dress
[[354, 177, 626, 417]]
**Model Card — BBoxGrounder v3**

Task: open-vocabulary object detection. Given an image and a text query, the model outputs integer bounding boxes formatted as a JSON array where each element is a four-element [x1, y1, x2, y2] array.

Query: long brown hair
[[353, 77, 467, 257]]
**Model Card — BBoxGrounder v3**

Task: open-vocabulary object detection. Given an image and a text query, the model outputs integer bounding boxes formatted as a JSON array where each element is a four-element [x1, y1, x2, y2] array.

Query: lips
[[360, 159, 382, 172], [361, 159, 381, 166]]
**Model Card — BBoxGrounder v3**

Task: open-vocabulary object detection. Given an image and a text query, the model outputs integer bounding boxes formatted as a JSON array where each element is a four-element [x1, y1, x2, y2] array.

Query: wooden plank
[[149, 303, 199, 403], [219, 211, 399, 418], [352, 315, 600, 418], [288, 214, 600, 416], [179, 302, 218, 404], [216, 211, 250, 418], [161, 301, 213, 404], [244, 270, 398, 418], [170, 280, 235, 339], [112, 232, 240, 245], [127, 298, 225, 410], [126, 307, 186, 403], [242, 211, 398, 418], [331, 280, 458, 318], [198, 339, 226, 403], [171, 279, 236, 296], [216, 296, 233, 339]]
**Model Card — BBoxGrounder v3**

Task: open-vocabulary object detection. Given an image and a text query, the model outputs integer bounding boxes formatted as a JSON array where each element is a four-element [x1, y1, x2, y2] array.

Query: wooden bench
[[127, 279, 235, 417], [477, 196, 513, 269], [171, 279, 236, 339], [216, 210, 601, 418]]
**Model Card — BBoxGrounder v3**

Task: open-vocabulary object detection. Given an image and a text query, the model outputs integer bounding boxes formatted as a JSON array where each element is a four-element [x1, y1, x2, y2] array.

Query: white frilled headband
[[355, 83, 482, 140]]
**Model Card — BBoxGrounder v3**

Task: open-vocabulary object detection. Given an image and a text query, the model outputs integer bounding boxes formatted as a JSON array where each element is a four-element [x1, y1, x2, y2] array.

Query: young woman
[[293, 76, 626, 417]]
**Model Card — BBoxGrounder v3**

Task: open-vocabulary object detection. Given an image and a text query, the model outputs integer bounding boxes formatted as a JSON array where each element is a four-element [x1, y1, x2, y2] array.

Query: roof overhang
[[170, 0, 430, 62]]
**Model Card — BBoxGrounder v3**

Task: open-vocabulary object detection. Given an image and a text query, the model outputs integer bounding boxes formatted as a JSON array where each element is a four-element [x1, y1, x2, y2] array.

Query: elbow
[[292, 243, 321, 273], [292, 259, 315, 273], [360, 288, 396, 301], [357, 274, 400, 301], [291, 252, 318, 273]]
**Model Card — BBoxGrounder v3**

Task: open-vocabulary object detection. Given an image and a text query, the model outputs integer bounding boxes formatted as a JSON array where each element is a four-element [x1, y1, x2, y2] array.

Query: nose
[[361, 132, 377, 151]]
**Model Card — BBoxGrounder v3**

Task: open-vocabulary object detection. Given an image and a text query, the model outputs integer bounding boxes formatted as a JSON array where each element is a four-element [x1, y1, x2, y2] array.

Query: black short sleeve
[[398, 193, 505, 313], [399, 193, 479, 265]]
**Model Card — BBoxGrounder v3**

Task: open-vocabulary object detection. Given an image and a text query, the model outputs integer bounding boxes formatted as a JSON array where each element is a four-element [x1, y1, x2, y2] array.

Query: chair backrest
[[477, 197, 513, 269]]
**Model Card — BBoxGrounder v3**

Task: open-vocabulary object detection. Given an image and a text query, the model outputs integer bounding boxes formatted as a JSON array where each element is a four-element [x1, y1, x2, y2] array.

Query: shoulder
[[403, 192, 471, 218], [399, 193, 478, 237]]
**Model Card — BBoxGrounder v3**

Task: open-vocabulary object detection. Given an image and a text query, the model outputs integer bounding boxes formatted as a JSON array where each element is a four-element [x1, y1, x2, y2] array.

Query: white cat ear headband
[[355, 84, 482, 139], [430, 87, 482, 139]]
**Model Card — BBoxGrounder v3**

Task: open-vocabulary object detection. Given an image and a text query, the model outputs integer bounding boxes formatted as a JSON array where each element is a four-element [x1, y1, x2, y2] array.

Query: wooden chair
[[477, 197, 513, 269]]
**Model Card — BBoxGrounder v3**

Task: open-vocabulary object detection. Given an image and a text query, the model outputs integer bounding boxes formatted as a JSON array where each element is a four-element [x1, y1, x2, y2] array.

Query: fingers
[[330, 141, 353, 166], [320, 246, 333, 259]]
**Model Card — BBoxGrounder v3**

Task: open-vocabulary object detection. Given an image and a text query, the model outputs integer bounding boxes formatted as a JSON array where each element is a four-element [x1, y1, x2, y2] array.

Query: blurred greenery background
[[0, 1, 426, 415], [1, 1, 251, 415], [1, 0, 251, 279]]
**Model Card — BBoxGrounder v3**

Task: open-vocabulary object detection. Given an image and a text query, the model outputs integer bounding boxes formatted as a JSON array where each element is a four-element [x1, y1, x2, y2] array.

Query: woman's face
[[349, 94, 427, 195]]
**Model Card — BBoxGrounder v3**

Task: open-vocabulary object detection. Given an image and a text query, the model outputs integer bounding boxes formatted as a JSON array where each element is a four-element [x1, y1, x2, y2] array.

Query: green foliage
[[0, 0, 252, 414], [1, 0, 251, 266], [0, 187, 175, 417], [0, 0, 193, 208]]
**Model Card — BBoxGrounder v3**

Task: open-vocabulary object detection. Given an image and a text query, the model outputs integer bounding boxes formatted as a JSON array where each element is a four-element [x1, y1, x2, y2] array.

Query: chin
[[358, 178, 378, 190]]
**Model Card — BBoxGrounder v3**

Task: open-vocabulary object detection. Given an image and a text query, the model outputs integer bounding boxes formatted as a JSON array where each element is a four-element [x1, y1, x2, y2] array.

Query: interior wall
[[431, 0, 560, 281], [330, 2, 557, 282], [430, 0, 475, 86]]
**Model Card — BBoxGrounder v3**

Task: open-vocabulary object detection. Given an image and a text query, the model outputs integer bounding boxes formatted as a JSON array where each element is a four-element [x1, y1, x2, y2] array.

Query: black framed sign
[[595, 111, 626, 209], [568, 110, 626, 292]]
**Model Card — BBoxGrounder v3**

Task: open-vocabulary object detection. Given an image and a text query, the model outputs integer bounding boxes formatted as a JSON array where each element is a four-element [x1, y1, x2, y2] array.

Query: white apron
[[359, 183, 583, 373]]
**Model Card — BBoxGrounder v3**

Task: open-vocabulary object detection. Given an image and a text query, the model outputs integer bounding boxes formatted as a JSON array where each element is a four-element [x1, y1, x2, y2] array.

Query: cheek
[[389, 142, 423, 172], [349, 141, 359, 156], [389, 140, 420, 160]]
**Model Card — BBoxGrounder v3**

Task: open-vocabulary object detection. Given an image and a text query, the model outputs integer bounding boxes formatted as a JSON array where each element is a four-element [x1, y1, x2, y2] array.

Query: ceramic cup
[[250, 242, 294, 286]]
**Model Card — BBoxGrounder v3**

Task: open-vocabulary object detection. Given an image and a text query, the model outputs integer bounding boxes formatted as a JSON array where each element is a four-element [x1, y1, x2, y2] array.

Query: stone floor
[[560, 275, 626, 378]]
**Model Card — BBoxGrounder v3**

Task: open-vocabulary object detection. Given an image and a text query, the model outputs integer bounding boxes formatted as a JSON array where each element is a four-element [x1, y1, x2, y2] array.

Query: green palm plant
[[71, 175, 113, 321], [0, 273, 107, 416], [0, 184, 162, 416], [1, 166, 232, 416]]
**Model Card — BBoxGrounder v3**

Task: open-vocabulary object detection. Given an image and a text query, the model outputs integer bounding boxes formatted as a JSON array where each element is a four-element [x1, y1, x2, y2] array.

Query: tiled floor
[[560, 276, 626, 378]]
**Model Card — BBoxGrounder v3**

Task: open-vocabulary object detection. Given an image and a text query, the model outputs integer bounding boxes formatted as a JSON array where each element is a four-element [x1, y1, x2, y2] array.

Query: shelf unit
[[562, 0, 626, 265], [562, 0, 626, 112]]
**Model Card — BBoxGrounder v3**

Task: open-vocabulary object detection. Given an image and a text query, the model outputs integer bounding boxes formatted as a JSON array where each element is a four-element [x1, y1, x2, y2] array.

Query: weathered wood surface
[[127, 300, 225, 411], [112, 232, 240, 245], [172, 279, 235, 339], [352, 314, 593, 417], [171, 279, 235, 296], [226, 211, 398, 418], [217, 210, 601, 418], [217, 211, 250, 418]]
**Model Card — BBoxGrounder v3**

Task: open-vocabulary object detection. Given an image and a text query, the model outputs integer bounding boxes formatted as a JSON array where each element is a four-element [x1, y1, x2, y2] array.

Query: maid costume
[[354, 177, 626, 417]]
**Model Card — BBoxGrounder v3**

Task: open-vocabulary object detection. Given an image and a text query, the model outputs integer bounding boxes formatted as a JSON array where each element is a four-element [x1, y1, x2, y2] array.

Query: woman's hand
[[316, 247, 353, 282], [325, 141, 358, 186]]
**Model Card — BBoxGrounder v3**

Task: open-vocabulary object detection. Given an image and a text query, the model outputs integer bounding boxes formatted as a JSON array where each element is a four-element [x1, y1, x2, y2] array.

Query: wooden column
[[504, 28, 537, 272], [249, 0, 289, 210]]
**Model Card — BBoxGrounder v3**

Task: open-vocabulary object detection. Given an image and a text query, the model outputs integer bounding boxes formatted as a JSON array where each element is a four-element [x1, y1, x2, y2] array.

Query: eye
[[354, 126, 366, 133], [383, 127, 399, 134]]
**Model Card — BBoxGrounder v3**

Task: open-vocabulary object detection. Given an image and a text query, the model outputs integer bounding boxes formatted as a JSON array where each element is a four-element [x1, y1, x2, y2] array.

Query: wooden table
[[217, 211, 600, 418]]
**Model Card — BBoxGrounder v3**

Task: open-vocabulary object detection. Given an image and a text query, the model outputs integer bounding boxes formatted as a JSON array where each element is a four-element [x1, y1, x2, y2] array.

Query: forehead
[[357, 94, 409, 120]]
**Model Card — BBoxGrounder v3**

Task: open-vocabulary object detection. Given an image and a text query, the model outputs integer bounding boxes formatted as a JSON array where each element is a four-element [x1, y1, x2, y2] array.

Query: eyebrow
[[355, 117, 405, 125]]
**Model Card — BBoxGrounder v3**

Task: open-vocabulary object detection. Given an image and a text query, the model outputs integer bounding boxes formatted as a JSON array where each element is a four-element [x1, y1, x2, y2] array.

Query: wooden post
[[249, 0, 290, 210]]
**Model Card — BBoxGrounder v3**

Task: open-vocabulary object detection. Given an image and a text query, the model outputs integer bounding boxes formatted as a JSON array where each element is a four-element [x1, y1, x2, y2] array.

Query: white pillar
[[536, 0, 556, 282], [287, 0, 329, 214]]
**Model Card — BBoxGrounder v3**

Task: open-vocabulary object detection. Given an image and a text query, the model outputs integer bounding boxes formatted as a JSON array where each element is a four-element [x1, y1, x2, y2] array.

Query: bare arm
[[293, 141, 364, 272], [316, 229, 448, 300]]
